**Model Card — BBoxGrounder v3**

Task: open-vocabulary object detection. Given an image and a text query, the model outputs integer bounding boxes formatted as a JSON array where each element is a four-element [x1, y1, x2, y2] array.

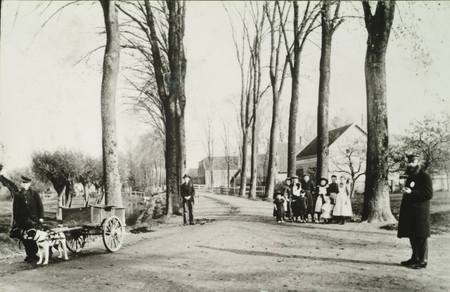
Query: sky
[[0, 1, 449, 171]]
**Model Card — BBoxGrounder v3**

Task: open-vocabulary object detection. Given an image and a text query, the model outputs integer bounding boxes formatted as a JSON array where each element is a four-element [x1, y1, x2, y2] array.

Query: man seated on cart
[[0, 164, 44, 263]]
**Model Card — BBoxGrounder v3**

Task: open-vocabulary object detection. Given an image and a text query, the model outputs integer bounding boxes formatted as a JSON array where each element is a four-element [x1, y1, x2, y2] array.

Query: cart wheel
[[102, 216, 124, 252], [66, 233, 86, 253]]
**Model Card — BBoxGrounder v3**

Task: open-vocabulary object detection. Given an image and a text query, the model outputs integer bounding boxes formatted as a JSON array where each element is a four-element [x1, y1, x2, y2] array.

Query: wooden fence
[[194, 184, 266, 198]]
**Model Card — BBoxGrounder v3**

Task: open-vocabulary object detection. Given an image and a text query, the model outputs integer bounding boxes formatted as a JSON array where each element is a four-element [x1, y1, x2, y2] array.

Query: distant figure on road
[[0, 164, 44, 263], [398, 153, 433, 269], [181, 174, 195, 225]]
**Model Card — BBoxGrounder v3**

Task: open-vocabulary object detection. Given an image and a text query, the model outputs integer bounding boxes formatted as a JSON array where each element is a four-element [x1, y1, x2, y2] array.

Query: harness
[[23, 228, 65, 245]]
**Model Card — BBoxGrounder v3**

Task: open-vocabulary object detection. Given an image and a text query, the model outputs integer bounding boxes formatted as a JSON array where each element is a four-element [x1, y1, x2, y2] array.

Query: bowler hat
[[405, 152, 420, 161], [21, 176, 32, 183], [182, 174, 190, 179]]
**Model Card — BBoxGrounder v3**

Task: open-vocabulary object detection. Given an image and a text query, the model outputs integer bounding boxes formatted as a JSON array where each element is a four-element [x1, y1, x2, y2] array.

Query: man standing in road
[[181, 174, 195, 225], [398, 153, 433, 269], [0, 164, 44, 262]]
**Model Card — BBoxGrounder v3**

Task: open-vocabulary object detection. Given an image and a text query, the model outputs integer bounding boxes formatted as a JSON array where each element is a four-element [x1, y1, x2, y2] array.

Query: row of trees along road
[[4, 0, 442, 223], [0, 0, 187, 216], [117, 0, 187, 215], [227, 0, 398, 222]]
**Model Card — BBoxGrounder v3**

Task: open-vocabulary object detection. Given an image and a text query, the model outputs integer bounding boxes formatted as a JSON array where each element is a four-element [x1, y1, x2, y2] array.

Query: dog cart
[[59, 205, 125, 253]]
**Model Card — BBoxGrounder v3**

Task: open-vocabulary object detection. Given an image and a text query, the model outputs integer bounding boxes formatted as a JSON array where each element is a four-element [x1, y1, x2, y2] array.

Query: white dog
[[24, 229, 69, 265]]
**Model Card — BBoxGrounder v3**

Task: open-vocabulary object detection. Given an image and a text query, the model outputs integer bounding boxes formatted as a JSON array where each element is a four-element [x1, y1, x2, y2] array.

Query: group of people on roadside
[[273, 174, 353, 225]]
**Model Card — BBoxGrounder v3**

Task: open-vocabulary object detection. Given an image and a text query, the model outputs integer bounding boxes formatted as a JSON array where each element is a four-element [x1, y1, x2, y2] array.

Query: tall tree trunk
[[287, 62, 300, 177], [249, 114, 258, 199], [316, 1, 332, 182], [167, 0, 186, 214], [99, 0, 122, 207], [0, 0, 3, 49], [265, 96, 280, 198], [286, 1, 302, 178], [239, 132, 249, 197], [164, 107, 178, 214], [227, 159, 230, 188], [361, 0, 396, 223]]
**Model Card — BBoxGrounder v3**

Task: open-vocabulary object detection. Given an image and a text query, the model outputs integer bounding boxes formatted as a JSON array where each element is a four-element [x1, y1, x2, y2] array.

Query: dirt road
[[1, 192, 449, 292]]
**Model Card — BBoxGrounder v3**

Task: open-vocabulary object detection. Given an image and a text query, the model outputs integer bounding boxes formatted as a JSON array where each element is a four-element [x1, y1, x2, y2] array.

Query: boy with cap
[[398, 153, 433, 269], [0, 164, 44, 262], [180, 174, 195, 225]]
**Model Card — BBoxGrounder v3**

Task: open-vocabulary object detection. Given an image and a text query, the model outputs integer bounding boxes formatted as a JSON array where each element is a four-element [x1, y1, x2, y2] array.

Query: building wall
[[296, 125, 367, 192], [204, 169, 239, 187]]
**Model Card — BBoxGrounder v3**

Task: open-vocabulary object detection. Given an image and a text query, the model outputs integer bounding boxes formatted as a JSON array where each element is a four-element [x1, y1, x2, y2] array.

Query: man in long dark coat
[[180, 174, 195, 225], [397, 154, 433, 269], [0, 165, 44, 262]]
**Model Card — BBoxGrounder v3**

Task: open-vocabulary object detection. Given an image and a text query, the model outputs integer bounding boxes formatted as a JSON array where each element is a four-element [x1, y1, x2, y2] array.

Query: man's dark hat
[[320, 177, 329, 184], [182, 174, 190, 179], [405, 152, 419, 161], [21, 176, 32, 183]]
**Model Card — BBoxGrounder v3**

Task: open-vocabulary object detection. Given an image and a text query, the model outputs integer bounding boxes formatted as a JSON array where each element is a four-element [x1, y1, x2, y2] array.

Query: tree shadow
[[223, 214, 395, 237], [197, 245, 400, 267]]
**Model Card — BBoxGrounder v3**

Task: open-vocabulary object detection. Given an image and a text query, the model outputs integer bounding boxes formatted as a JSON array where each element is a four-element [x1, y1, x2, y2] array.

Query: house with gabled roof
[[296, 123, 367, 192]]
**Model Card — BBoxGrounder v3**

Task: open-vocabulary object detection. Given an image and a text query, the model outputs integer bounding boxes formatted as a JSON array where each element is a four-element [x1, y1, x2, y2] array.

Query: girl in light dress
[[314, 178, 328, 223], [321, 195, 333, 223], [332, 176, 353, 224]]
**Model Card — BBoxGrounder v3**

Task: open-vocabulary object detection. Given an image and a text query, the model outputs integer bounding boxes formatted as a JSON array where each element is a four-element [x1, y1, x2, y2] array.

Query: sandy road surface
[[1, 192, 449, 292]]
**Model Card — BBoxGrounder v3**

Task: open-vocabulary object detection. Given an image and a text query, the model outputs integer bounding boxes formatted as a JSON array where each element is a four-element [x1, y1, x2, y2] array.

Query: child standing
[[321, 195, 333, 223], [297, 189, 308, 223], [314, 178, 328, 223], [273, 193, 285, 224], [291, 182, 302, 222]]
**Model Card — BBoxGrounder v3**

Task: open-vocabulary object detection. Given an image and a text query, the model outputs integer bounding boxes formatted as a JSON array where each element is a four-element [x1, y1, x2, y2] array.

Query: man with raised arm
[[0, 164, 44, 263]]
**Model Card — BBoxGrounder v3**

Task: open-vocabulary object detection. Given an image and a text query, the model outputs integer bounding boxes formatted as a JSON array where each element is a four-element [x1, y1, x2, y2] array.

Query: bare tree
[[316, 0, 343, 182], [99, 0, 122, 207], [118, 0, 186, 215], [0, 0, 3, 48], [226, 3, 266, 197], [247, 3, 266, 200], [222, 123, 232, 188], [264, 1, 289, 199], [331, 140, 366, 198], [361, 0, 396, 223], [279, 1, 321, 178], [203, 116, 214, 188]]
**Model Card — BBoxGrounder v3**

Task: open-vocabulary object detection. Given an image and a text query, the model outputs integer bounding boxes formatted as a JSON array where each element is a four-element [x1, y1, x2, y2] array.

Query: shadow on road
[[197, 245, 400, 268]]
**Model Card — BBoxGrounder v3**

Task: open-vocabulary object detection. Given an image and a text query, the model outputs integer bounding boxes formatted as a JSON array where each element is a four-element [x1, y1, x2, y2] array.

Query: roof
[[261, 143, 303, 173], [296, 124, 365, 160], [200, 156, 240, 170]]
